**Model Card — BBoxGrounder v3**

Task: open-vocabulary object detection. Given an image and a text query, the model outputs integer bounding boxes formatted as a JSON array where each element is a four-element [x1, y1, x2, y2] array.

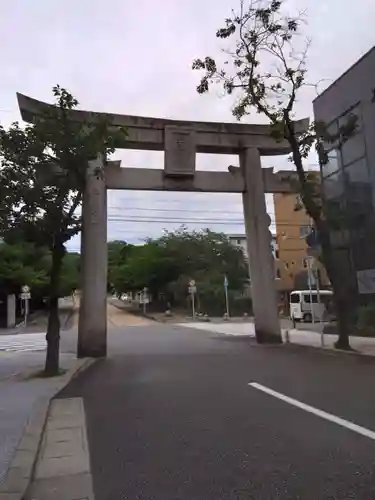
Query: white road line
[[249, 382, 375, 441]]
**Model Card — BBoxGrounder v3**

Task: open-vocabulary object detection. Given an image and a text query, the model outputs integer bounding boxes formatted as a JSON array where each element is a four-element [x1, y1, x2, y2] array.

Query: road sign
[[20, 292, 31, 300], [188, 285, 197, 294], [189, 280, 195, 287], [22, 285, 30, 293]]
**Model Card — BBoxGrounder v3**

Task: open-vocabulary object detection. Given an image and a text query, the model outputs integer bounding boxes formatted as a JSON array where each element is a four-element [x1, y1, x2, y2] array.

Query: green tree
[[111, 241, 180, 299], [0, 241, 49, 296], [59, 252, 80, 297], [107, 241, 135, 295], [0, 86, 124, 375], [159, 228, 248, 301], [192, 0, 355, 349], [109, 228, 249, 311], [0, 243, 81, 299]]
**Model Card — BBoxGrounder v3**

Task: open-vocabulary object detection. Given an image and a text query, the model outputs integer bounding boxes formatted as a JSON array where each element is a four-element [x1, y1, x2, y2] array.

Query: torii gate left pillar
[[78, 156, 108, 358]]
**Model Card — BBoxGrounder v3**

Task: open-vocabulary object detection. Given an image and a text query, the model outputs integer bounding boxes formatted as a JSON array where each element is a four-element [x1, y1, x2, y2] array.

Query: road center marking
[[249, 382, 375, 441]]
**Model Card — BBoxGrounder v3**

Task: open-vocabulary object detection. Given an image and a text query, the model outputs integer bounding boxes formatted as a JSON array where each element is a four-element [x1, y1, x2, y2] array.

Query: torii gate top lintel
[[17, 93, 309, 157]]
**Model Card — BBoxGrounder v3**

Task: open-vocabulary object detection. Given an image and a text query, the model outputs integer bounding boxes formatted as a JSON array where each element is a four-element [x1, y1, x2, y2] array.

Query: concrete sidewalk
[[26, 398, 94, 500], [0, 353, 77, 485], [283, 328, 375, 356], [178, 321, 375, 356]]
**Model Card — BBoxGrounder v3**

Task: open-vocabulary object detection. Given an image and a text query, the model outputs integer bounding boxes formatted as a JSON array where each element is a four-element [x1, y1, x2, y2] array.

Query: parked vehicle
[[290, 290, 333, 323]]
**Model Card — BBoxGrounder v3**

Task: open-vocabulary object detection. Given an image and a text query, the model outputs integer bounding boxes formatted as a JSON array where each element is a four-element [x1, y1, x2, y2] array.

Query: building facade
[[228, 234, 278, 261], [273, 193, 329, 307], [313, 46, 375, 300], [228, 233, 279, 299], [274, 193, 313, 293]]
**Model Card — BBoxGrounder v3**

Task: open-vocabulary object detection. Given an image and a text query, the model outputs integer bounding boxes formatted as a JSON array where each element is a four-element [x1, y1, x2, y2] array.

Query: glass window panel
[[346, 198, 374, 232], [345, 158, 374, 228], [322, 148, 341, 177], [352, 234, 375, 270], [322, 121, 339, 150], [343, 157, 370, 184], [304, 294, 318, 304], [325, 197, 346, 228], [338, 105, 362, 131], [290, 293, 300, 304], [323, 171, 344, 200], [341, 132, 366, 166], [303, 294, 310, 303], [330, 230, 350, 247]]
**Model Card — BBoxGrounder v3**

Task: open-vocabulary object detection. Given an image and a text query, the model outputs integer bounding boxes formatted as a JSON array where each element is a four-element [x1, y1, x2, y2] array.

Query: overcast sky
[[1, 0, 375, 251]]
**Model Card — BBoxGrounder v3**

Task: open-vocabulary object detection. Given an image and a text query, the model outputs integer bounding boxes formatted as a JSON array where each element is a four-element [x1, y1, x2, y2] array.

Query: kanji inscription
[[164, 126, 196, 177]]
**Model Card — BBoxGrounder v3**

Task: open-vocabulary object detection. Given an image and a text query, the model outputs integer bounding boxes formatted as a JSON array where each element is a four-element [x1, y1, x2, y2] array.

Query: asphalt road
[[59, 324, 375, 499]]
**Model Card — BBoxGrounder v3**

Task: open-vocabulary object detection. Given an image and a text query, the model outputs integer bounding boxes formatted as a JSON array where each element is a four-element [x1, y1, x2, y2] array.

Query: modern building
[[313, 45, 375, 301], [273, 193, 329, 308], [228, 233, 278, 261], [228, 233, 279, 299]]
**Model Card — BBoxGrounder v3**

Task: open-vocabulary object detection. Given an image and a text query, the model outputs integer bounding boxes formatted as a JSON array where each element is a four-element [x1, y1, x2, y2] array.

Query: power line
[[108, 206, 248, 214], [107, 206, 310, 225], [106, 217, 309, 228]]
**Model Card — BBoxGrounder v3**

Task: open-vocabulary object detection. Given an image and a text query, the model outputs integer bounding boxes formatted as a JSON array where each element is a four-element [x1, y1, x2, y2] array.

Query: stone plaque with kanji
[[164, 126, 196, 177]]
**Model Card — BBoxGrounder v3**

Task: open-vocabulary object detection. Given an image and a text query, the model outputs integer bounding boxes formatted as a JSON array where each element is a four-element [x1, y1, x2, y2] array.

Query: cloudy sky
[[1, 0, 375, 251]]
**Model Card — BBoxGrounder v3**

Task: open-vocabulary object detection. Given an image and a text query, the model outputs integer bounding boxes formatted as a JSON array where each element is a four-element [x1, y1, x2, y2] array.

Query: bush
[[197, 291, 252, 317], [357, 304, 375, 329]]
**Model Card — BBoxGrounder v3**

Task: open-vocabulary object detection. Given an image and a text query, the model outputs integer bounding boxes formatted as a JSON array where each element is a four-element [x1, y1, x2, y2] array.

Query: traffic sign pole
[[192, 291, 195, 320], [20, 285, 31, 328], [224, 275, 230, 318], [24, 298, 28, 328], [143, 287, 148, 315], [188, 280, 196, 320]]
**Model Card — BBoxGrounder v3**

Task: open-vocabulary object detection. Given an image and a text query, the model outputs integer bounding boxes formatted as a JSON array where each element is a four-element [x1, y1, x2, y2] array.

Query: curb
[[0, 357, 96, 500], [282, 341, 375, 361]]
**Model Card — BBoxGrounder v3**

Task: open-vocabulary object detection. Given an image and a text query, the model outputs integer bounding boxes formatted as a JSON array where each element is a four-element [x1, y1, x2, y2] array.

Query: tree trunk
[[334, 296, 352, 350], [44, 243, 65, 376], [315, 220, 352, 350]]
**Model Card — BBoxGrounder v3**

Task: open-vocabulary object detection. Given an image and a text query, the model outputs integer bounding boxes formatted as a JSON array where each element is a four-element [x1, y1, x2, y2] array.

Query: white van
[[290, 290, 333, 323]]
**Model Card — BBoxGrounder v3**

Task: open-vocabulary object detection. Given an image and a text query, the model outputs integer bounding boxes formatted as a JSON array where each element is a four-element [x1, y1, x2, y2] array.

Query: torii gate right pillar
[[241, 148, 281, 343]]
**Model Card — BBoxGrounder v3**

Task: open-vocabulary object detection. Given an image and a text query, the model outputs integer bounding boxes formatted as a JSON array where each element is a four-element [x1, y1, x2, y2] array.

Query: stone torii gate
[[17, 93, 307, 357]]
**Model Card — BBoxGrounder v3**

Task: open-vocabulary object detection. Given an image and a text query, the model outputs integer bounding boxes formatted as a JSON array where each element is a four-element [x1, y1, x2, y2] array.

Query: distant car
[[290, 290, 333, 323]]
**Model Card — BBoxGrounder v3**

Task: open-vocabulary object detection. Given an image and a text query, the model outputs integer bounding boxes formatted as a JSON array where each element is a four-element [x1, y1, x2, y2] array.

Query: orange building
[[273, 193, 329, 310]]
